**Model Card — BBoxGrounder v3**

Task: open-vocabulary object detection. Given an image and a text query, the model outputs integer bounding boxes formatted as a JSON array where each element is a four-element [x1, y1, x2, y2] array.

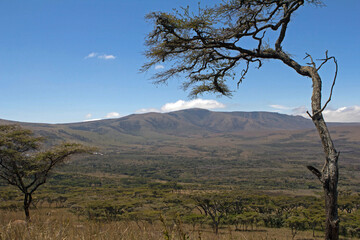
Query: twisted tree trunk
[[279, 52, 339, 239], [308, 69, 339, 240]]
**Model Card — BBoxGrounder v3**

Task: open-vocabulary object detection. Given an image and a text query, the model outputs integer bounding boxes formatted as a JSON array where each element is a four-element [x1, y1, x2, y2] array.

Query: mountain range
[[1, 108, 359, 148], [0, 109, 317, 143]]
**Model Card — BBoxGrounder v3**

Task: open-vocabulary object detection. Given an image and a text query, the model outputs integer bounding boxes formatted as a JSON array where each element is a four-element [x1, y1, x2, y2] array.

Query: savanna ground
[[1, 126, 360, 239], [1, 176, 360, 240]]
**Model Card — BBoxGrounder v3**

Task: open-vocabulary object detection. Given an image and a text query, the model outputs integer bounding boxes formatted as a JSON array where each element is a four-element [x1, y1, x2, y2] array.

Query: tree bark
[[313, 225, 315, 237], [215, 221, 219, 234], [24, 193, 32, 222], [280, 53, 340, 240], [313, 117, 339, 240], [309, 70, 339, 240]]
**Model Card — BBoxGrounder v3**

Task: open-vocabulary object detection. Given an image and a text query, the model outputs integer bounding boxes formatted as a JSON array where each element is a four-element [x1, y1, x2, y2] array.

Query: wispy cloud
[[155, 64, 164, 70], [83, 113, 102, 122], [136, 99, 226, 114], [83, 112, 122, 122], [85, 52, 97, 59], [98, 54, 116, 60], [269, 104, 291, 110], [105, 112, 121, 118], [84, 52, 116, 60], [136, 108, 161, 113], [270, 104, 309, 117], [291, 106, 308, 118]]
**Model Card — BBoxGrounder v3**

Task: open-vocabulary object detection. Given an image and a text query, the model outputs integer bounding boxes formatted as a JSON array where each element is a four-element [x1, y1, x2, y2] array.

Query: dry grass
[[1, 208, 350, 240], [1, 209, 163, 240]]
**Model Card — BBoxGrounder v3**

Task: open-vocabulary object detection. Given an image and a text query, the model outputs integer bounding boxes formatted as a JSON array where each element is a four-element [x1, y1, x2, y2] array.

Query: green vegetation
[[0, 121, 359, 239], [1, 169, 360, 239], [57, 125, 360, 192]]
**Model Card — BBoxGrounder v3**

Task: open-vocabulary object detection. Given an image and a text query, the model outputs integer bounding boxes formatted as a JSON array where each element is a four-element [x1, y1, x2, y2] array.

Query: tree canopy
[[142, 0, 323, 97]]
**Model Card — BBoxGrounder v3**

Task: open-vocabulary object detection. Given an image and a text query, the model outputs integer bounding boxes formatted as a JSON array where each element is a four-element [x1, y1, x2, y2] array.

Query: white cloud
[[98, 54, 116, 60], [136, 99, 226, 114], [291, 106, 309, 118], [85, 52, 116, 60], [270, 104, 360, 122], [136, 108, 161, 113], [155, 64, 164, 70], [270, 104, 309, 117], [161, 99, 225, 112], [269, 104, 291, 110], [323, 106, 360, 122], [105, 112, 121, 118], [83, 118, 101, 122], [82, 112, 121, 122], [83, 113, 101, 122], [85, 52, 98, 59]]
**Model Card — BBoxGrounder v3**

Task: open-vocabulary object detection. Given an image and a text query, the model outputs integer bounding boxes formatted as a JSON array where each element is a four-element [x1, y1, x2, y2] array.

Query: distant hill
[[72, 108, 314, 132], [1, 108, 356, 146]]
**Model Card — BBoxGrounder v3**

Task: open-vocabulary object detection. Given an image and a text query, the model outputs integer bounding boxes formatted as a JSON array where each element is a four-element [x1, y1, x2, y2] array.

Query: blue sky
[[0, 0, 359, 123]]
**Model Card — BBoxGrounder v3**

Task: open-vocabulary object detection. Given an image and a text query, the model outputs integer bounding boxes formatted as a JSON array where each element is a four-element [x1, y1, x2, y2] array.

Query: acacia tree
[[142, 1, 340, 239], [0, 125, 94, 221], [193, 194, 240, 234]]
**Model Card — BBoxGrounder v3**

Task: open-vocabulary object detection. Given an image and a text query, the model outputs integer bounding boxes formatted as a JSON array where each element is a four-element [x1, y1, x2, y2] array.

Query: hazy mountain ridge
[[0, 108, 358, 146], [69, 108, 315, 136]]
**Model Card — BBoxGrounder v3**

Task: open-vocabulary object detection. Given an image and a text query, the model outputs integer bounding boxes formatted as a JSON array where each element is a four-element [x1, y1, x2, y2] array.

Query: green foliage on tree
[[142, 0, 323, 97], [0, 125, 94, 221]]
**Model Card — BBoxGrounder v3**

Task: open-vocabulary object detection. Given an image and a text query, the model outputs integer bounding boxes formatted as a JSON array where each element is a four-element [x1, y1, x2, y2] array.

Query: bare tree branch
[[317, 54, 338, 115], [307, 165, 322, 182]]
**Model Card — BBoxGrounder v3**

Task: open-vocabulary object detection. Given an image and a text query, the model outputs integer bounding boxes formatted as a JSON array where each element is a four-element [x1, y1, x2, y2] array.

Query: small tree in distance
[[193, 194, 240, 234], [142, 0, 340, 239], [0, 125, 94, 221]]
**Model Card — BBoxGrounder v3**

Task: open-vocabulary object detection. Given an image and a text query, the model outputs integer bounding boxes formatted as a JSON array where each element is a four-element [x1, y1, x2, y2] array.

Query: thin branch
[[30, 181, 46, 194], [0, 174, 17, 186], [314, 53, 338, 115], [316, 50, 330, 71], [319, 58, 338, 113], [304, 53, 316, 68], [275, 3, 290, 51], [307, 165, 323, 183], [306, 111, 313, 119], [254, 31, 266, 52], [238, 61, 250, 87]]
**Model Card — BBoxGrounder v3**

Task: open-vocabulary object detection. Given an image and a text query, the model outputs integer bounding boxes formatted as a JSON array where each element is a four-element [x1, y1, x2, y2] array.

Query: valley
[[1, 109, 360, 239]]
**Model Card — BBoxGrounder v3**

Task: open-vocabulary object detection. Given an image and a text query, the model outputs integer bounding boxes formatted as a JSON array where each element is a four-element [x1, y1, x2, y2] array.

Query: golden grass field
[[1, 208, 357, 240]]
